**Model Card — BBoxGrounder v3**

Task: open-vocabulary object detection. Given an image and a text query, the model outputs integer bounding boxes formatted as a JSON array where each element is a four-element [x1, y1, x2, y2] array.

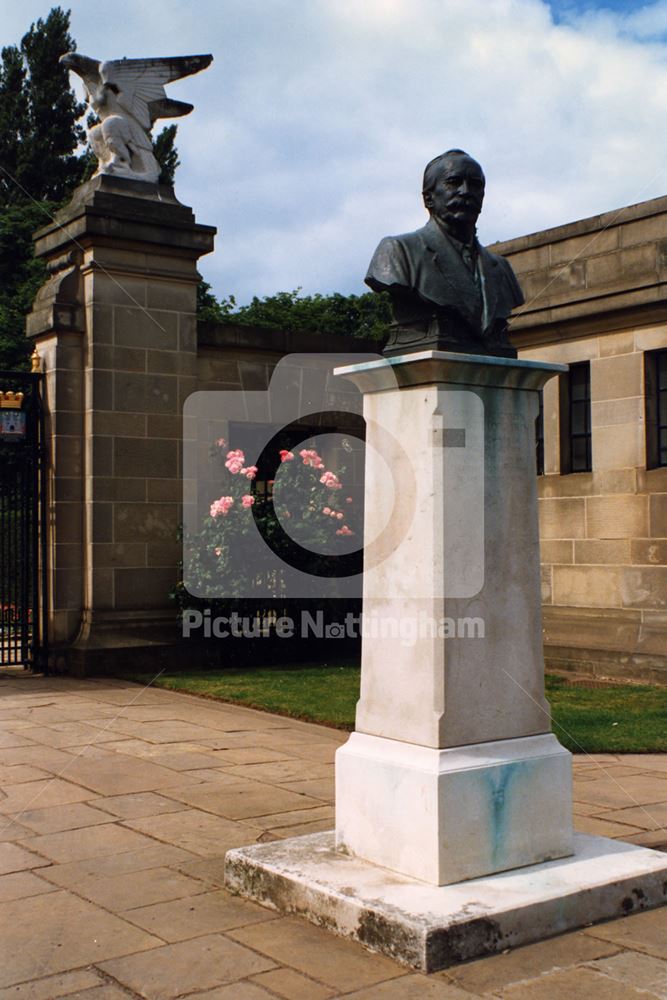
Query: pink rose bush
[[183, 436, 360, 598]]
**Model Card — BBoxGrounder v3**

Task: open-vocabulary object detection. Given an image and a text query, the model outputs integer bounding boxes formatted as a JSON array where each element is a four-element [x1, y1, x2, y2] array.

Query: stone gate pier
[[27, 176, 215, 673]]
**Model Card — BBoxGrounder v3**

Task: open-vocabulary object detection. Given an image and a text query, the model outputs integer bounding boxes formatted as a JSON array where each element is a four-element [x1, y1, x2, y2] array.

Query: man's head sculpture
[[365, 150, 523, 358]]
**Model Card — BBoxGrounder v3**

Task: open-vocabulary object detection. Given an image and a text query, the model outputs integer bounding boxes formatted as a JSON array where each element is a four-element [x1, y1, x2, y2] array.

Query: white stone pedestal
[[336, 732, 573, 885], [332, 351, 573, 884]]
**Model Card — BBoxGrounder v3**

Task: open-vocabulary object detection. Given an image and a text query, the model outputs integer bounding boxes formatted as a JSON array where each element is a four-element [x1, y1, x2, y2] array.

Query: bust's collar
[[428, 214, 478, 252]]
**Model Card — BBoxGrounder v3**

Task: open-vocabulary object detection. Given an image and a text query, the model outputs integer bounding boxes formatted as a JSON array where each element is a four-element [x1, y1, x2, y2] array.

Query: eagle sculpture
[[60, 52, 213, 184]]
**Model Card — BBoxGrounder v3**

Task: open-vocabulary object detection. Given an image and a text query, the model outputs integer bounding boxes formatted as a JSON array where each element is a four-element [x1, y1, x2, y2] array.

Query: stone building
[[494, 195, 667, 682]]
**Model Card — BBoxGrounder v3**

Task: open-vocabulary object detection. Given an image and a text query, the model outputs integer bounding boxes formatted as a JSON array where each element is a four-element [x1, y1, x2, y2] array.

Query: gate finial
[[30, 348, 41, 374]]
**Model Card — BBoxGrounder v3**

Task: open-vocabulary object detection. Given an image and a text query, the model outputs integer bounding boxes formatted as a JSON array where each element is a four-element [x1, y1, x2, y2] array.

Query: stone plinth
[[28, 175, 215, 672], [226, 832, 667, 973]]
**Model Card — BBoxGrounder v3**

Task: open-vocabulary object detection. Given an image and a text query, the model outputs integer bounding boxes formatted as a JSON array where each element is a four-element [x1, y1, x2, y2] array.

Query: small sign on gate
[[0, 391, 26, 440]]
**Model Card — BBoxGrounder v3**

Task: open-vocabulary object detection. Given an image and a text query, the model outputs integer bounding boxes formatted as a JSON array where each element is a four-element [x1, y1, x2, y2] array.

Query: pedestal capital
[[335, 350, 567, 394]]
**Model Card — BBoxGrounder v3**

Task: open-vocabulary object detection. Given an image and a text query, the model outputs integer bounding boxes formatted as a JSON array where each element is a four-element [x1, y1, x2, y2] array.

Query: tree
[[153, 124, 180, 186], [200, 287, 392, 342], [0, 7, 87, 206]]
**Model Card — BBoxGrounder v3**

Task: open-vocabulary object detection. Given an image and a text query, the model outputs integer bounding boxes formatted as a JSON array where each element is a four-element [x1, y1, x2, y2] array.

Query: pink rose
[[336, 512, 344, 520], [322, 507, 331, 515], [214, 547, 222, 556], [241, 466, 257, 480], [210, 496, 234, 518], [225, 449, 245, 474], [299, 448, 325, 469], [329, 510, 337, 518], [336, 525, 354, 536], [279, 450, 294, 462], [346, 497, 353, 503], [241, 494, 255, 508], [320, 471, 342, 489], [216, 437, 227, 448]]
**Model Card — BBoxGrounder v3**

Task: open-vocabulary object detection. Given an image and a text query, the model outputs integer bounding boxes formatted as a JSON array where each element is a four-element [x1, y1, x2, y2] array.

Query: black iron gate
[[0, 369, 47, 671]]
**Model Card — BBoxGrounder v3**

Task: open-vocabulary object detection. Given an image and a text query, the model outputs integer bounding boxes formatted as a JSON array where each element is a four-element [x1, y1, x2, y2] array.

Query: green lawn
[[122, 664, 667, 754]]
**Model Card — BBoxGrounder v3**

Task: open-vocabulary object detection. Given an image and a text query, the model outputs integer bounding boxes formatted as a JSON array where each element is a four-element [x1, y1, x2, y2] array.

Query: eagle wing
[[100, 55, 213, 129]]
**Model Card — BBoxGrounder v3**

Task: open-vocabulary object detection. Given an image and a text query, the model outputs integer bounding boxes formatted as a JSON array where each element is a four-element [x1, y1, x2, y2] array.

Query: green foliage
[[0, 7, 87, 206], [0, 7, 89, 369], [153, 124, 180, 185], [197, 279, 236, 323], [200, 286, 392, 341], [0, 201, 55, 369]]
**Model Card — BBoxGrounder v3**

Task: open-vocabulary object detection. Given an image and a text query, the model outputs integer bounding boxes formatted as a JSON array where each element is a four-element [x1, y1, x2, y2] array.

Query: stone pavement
[[0, 673, 666, 1000]]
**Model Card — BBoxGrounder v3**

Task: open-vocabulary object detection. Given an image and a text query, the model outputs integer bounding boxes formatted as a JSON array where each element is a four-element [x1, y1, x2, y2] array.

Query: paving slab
[[0, 870, 57, 901], [0, 841, 49, 874], [12, 802, 114, 834], [443, 928, 620, 993], [0, 970, 104, 1000], [601, 801, 667, 831], [0, 816, 34, 841], [0, 778, 94, 814], [499, 964, 660, 998], [250, 967, 336, 999], [571, 774, 667, 810], [70, 864, 208, 911], [0, 889, 162, 988], [123, 807, 263, 856], [20, 722, 128, 748], [0, 746, 76, 771], [39, 844, 197, 887], [585, 951, 667, 999], [337, 977, 478, 998], [119, 887, 278, 940], [91, 791, 189, 819], [228, 917, 406, 992], [0, 764, 52, 784], [99, 934, 277, 1000], [585, 905, 667, 959], [19, 822, 164, 863], [46, 754, 202, 796], [161, 778, 325, 820], [61, 986, 134, 1000], [188, 985, 278, 1000]]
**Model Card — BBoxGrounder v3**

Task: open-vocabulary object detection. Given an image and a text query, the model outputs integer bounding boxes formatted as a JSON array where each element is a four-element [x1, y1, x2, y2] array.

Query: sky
[[2, 0, 667, 306]]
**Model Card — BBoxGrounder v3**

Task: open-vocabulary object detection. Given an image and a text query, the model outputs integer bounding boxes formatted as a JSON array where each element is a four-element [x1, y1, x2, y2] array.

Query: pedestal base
[[336, 732, 573, 885], [225, 832, 667, 972]]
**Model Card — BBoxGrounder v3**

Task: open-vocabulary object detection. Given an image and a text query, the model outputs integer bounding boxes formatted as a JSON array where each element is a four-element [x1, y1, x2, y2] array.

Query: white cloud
[[2, 0, 667, 304]]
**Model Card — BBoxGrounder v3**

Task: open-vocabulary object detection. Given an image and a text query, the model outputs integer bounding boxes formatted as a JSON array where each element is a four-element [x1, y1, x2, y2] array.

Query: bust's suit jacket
[[365, 216, 524, 343]]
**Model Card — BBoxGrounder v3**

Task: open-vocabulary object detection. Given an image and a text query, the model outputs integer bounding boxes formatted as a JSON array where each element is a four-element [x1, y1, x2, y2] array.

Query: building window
[[535, 390, 544, 475], [559, 362, 592, 473], [645, 349, 667, 469]]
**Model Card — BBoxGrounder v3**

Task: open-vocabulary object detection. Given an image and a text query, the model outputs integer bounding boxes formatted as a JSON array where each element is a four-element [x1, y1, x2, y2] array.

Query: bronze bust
[[365, 149, 523, 358]]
